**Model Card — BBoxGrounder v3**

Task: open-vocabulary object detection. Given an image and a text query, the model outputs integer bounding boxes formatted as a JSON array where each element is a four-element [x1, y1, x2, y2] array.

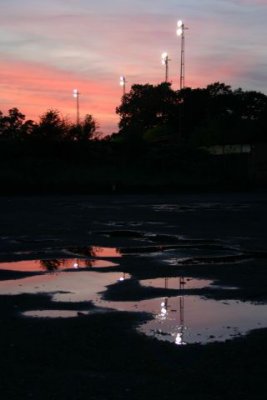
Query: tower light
[[73, 89, 80, 125], [119, 76, 126, 96], [161, 52, 170, 83]]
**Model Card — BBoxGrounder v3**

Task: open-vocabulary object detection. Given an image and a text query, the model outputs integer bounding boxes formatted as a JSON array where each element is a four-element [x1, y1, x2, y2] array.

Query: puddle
[[141, 277, 214, 290], [97, 230, 144, 238], [173, 254, 254, 265], [0, 266, 266, 345], [120, 245, 180, 255], [137, 296, 266, 345], [96, 292, 266, 345], [2, 197, 266, 350], [23, 308, 110, 318], [0, 271, 124, 302], [24, 310, 86, 318], [164, 251, 260, 266], [66, 246, 122, 258], [67, 243, 231, 258], [0, 258, 118, 272]]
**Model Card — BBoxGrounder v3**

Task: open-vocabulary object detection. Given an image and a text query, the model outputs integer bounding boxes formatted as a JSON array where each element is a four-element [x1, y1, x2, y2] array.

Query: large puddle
[[137, 296, 266, 345], [0, 258, 267, 345]]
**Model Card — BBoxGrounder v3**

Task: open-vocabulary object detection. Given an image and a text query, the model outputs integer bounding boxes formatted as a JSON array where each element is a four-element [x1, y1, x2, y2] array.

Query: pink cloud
[[0, 58, 121, 134], [0, 6, 266, 136]]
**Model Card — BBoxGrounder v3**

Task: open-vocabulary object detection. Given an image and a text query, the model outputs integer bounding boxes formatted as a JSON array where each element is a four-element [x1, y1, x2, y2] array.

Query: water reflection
[[137, 276, 266, 344], [67, 246, 122, 258], [118, 272, 129, 281], [141, 276, 214, 290], [177, 278, 186, 346], [0, 258, 118, 273], [40, 259, 62, 272], [159, 298, 168, 320], [24, 310, 85, 318], [158, 278, 170, 320], [1, 264, 267, 345], [175, 332, 186, 345], [24, 309, 111, 318], [156, 277, 187, 345]]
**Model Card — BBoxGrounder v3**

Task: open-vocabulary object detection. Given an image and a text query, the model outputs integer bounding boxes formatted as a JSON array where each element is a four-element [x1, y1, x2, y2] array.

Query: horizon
[[0, 0, 267, 135]]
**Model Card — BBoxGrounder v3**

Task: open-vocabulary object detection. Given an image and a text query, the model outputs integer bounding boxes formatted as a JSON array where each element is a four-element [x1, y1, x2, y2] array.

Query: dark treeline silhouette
[[115, 81, 267, 145], [1, 82, 267, 193], [0, 108, 99, 142]]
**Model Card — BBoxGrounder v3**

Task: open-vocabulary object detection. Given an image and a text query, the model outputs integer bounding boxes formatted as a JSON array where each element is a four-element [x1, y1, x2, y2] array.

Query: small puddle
[[97, 230, 144, 238], [66, 246, 122, 258], [0, 258, 118, 272], [174, 254, 253, 265], [24, 310, 86, 318]]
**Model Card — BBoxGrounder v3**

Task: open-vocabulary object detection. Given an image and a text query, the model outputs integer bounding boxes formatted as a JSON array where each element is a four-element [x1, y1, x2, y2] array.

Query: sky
[[0, 0, 267, 135]]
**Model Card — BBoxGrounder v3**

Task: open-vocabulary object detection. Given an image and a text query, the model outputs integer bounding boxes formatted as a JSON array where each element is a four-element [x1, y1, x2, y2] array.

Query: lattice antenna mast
[[177, 20, 188, 89]]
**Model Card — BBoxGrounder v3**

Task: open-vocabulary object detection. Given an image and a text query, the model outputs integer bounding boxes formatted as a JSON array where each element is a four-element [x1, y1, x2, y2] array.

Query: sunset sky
[[0, 0, 266, 135]]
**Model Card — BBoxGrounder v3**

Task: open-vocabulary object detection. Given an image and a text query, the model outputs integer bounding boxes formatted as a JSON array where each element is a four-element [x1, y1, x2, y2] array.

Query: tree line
[[115, 81, 267, 146], [1, 81, 267, 147], [0, 109, 99, 142], [1, 81, 266, 192]]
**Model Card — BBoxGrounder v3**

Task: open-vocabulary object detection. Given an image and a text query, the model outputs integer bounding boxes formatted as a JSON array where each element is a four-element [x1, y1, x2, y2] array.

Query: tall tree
[[35, 109, 67, 141], [0, 108, 36, 140], [67, 114, 99, 141], [116, 82, 179, 138]]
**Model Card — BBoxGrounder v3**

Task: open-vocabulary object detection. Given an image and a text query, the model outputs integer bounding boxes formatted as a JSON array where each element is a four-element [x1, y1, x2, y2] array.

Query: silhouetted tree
[[115, 81, 267, 147], [206, 82, 232, 97], [191, 84, 267, 146], [34, 109, 67, 141], [67, 114, 99, 141], [116, 82, 179, 139], [83, 114, 99, 140], [0, 108, 36, 140]]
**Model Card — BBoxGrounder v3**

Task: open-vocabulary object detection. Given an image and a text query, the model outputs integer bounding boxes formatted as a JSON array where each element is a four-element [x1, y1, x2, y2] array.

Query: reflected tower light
[[119, 76, 126, 96], [73, 89, 80, 125], [176, 20, 188, 90], [161, 52, 170, 83], [175, 276, 186, 345]]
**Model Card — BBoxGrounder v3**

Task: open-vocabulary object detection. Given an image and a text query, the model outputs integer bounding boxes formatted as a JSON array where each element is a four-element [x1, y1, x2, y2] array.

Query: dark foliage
[[116, 81, 267, 146], [0, 82, 267, 193]]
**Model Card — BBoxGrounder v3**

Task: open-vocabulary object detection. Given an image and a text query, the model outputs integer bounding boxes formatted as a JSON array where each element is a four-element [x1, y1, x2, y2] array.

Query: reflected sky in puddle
[[0, 270, 123, 301], [24, 310, 87, 318], [136, 296, 266, 345], [23, 308, 110, 318], [0, 258, 118, 272], [141, 277, 214, 290], [0, 264, 266, 345], [66, 246, 122, 258]]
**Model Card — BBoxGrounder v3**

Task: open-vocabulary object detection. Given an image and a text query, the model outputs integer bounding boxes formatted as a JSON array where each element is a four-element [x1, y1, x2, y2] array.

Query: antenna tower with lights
[[176, 20, 188, 90]]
